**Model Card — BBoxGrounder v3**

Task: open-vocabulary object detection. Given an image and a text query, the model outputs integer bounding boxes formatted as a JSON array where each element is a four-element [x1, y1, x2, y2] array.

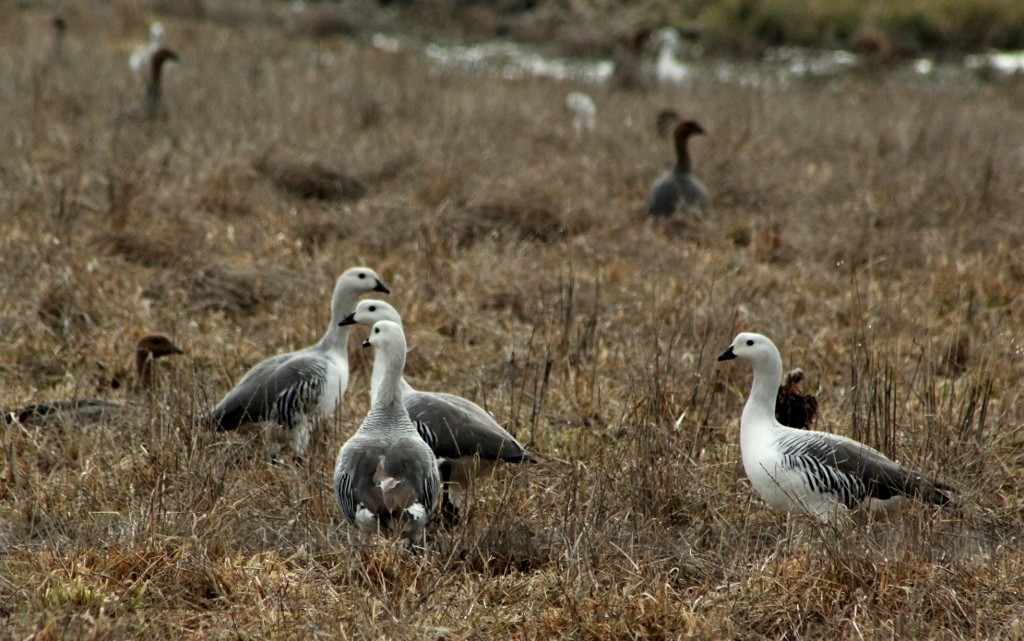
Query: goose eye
[[358, 273, 366, 279], [369, 306, 376, 312], [374, 328, 380, 334], [746, 339, 754, 346]]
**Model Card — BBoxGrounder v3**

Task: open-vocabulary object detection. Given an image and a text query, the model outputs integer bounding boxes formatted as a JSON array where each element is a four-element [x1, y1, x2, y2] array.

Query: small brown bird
[[774, 368, 819, 430], [5, 334, 184, 426]]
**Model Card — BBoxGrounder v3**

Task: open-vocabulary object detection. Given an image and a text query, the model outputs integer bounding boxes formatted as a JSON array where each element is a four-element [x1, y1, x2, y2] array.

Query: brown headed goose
[[339, 299, 537, 523], [117, 45, 178, 123], [646, 118, 708, 216], [718, 332, 952, 521], [335, 320, 441, 543], [775, 368, 818, 430], [6, 334, 184, 426], [211, 266, 389, 460]]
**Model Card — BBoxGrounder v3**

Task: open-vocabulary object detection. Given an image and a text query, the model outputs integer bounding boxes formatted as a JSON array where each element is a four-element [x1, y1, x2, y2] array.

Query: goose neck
[[741, 359, 783, 434], [674, 135, 692, 174]]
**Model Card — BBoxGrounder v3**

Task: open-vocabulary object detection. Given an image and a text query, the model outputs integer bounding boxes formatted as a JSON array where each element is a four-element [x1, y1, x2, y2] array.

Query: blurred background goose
[[646, 119, 708, 216]]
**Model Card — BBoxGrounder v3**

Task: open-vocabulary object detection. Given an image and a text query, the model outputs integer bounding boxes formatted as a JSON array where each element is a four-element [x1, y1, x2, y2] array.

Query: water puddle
[[366, 27, 1024, 87]]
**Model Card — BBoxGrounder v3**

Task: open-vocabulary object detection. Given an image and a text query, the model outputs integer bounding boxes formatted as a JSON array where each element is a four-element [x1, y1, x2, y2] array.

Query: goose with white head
[[339, 299, 537, 522], [211, 266, 389, 459], [335, 320, 441, 543], [718, 332, 952, 521]]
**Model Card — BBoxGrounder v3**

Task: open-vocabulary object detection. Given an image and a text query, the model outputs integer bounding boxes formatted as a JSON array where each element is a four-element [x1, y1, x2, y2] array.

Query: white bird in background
[[654, 28, 693, 86], [129, 21, 166, 82], [718, 332, 953, 521], [565, 91, 597, 134]]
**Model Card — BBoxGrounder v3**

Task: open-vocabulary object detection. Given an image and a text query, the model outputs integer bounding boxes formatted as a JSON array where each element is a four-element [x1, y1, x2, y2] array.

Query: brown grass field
[[2, 2, 1024, 639]]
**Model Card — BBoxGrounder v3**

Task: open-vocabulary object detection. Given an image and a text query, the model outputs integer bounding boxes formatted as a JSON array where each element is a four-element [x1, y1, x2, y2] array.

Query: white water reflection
[[965, 51, 1024, 74], [370, 31, 1024, 86], [423, 41, 613, 83]]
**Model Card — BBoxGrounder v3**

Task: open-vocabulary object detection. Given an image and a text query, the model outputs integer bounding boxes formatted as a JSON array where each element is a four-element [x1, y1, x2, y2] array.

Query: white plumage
[[564, 91, 596, 133], [718, 332, 952, 521]]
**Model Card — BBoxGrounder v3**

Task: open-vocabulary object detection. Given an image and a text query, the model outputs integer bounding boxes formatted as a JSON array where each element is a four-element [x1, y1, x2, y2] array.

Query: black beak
[[374, 279, 390, 294], [169, 344, 185, 355], [338, 312, 357, 327], [362, 339, 371, 348], [717, 345, 736, 361]]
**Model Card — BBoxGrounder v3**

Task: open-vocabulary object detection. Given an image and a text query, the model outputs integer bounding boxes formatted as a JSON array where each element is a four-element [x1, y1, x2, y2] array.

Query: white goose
[[339, 299, 537, 522], [718, 332, 952, 520], [211, 266, 389, 459], [335, 320, 441, 542]]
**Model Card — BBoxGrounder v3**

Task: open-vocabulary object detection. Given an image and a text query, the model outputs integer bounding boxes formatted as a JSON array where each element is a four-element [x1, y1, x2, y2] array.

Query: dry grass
[[2, 2, 1024, 639]]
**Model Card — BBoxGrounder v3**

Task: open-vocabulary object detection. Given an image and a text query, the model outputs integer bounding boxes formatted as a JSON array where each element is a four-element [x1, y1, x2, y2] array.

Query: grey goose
[[646, 119, 708, 217], [339, 299, 537, 522], [335, 320, 441, 542], [211, 266, 388, 459]]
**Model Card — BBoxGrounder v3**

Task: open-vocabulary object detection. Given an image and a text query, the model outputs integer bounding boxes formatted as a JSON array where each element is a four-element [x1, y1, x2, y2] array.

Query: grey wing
[[275, 358, 328, 430], [646, 174, 680, 217], [335, 442, 386, 522], [212, 353, 292, 430], [779, 430, 950, 506], [335, 469, 357, 523], [213, 351, 326, 431], [678, 175, 709, 206], [420, 464, 440, 517], [406, 391, 534, 463]]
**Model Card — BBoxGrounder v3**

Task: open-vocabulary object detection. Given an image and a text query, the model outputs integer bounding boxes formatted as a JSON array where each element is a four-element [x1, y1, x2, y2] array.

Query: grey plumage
[[211, 266, 389, 459], [646, 119, 708, 216], [335, 320, 440, 542], [773, 430, 952, 508], [338, 299, 536, 516]]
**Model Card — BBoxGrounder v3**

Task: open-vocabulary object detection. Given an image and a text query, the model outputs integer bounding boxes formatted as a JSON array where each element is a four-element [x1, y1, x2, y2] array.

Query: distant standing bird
[[653, 28, 693, 86], [49, 16, 67, 62], [6, 334, 184, 426], [129, 22, 166, 80], [117, 46, 178, 122], [564, 91, 596, 133], [718, 332, 953, 521], [335, 320, 441, 543], [340, 299, 537, 524], [211, 267, 389, 460], [646, 119, 708, 216], [775, 368, 819, 429]]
